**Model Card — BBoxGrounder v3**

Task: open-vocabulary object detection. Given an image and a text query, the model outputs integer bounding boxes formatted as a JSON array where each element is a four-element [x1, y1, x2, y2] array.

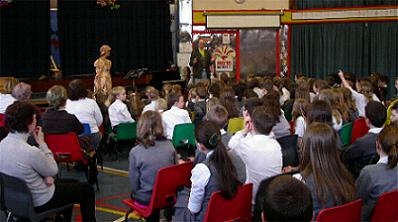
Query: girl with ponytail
[[172, 121, 241, 221], [356, 124, 398, 221]]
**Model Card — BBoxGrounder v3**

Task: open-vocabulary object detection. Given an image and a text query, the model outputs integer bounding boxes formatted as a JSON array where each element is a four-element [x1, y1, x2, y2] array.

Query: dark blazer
[[189, 47, 212, 79], [42, 108, 84, 134], [343, 133, 379, 179]]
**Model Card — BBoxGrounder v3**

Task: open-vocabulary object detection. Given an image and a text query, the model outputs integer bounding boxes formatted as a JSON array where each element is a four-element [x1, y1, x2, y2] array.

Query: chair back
[[350, 118, 369, 144], [339, 122, 353, 148], [150, 161, 193, 210], [316, 199, 363, 222], [172, 123, 195, 148], [81, 123, 91, 135], [0, 172, 73, 221], [203, 183, 253, 222], [0, 113, 4, 127], [277, 134, 299, 167], [45, 132, 87, 164], [227, 117, 244, 134], [113, 122, 137, 141], [370, 189, 398, 222]]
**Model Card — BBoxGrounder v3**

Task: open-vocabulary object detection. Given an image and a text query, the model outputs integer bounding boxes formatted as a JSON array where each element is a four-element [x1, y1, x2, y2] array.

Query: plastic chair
[[81, 123, 91, 136], [0, 172, 73, 221], [110, 122, 137, 142], [122, 161, 193, 221], [110, 122, 137, 159], [45, 133, 99, 190], [370, 189, 398, 222], [339, 122, 353, 148], [203, 183, 253, 222], [350, 118, 369, 144], [227, 117, 244, 134], [0, 113, 4, 127], [277, 134, 299, 167], [172, 123, 195, 159], [315, 199, 363, 222]]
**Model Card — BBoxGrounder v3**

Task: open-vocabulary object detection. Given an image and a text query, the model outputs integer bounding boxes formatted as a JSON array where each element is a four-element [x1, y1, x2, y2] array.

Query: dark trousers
[[35, 180, 96, 222]]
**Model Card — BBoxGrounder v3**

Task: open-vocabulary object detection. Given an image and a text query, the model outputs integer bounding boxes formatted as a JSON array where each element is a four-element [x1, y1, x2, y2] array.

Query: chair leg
[[124, 209, 132, 222]]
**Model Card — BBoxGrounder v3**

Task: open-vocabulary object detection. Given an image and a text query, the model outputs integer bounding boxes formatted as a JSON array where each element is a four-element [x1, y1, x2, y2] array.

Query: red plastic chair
[[316, 199, 363, 222], [0, 113, 4, 127], [370, 189, 398, 222], [44, 132, 88, 164], [122, 161, 193, 221], [350, 117, 369, 144], [203, 183, 253, 222]]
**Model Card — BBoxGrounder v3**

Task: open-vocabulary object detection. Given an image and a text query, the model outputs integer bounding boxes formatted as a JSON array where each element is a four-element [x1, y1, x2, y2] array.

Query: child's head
[[261, 175, 313, 222], [167, 92, 184, 109], [188, 88, 198, 101], [196, 85, 207, 99], [358, 79, 374, 102], [365, 101, 386, 128], [306, 100, 333, 127], [145, 86, 159, 100], [137, 111, 164, 147], [292, 98, 309, 120], [206, 104, 229, 130], [111, 86, 127, 102], [377, 124, 398, 169], [252, 106, 277, 135]]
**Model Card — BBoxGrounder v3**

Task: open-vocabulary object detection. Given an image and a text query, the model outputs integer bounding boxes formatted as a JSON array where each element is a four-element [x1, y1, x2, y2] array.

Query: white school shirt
[[188, 151, 214, 213], [65, 98, 103, 133], [162, 106, 192, 140], [109, 99, 135, 128], [142, 100, 158, 114], [0, 93, 16, 114], [349, 87, 380, 117], [295, 116, 306, 138], [228, 130, 282, 204]]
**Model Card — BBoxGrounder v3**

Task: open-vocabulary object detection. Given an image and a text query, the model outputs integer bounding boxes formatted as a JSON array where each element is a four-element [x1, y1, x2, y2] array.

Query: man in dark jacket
[[189, 39, 213, 83]]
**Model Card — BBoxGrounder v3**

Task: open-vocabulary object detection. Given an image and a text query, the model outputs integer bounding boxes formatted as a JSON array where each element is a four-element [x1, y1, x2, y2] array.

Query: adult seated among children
[[0, 102, 96, 222]]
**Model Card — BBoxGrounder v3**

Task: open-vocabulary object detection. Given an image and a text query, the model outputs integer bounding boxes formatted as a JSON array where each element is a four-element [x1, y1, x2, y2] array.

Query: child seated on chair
[[129, 111, 177, 221], [172, 121, 241, 221], [228, 106, 282, 205], [108, 86, 135, 129], [253, 175, 313, 222], [162, 92, 191, 140]]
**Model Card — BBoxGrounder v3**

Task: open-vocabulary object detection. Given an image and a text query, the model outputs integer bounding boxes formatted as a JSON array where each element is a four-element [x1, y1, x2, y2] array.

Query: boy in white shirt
[[229, 106, 282, 204], [162, 92, 192, 140], [108, 86, 135, 128]]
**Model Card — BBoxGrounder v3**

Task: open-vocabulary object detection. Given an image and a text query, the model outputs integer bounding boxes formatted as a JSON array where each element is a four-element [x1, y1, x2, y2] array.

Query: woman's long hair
[[195, 121, 241, 199], [300, 122, 356, 207]]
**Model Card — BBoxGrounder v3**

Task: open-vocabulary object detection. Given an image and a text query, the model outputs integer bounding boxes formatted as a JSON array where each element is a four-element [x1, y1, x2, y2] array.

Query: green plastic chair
[[172, 123, 195, 149], [109, 122, 137, 159], [172, 123, 196, 160], [227, 117, 244, 134], [339, 122, 353, 149], [111, 122, 137, 142]]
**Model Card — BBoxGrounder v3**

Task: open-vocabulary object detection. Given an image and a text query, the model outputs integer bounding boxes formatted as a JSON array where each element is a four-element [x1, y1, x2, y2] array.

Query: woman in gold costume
[[94, 44, 112, 94]]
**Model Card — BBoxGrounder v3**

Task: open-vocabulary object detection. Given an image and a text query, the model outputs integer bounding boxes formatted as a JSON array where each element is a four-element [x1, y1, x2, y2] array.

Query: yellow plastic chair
[[227, 117, 244, 134]]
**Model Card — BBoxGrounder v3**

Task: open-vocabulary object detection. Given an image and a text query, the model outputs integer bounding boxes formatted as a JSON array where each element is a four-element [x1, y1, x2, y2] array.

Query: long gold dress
[[93, 57, 112, 94]]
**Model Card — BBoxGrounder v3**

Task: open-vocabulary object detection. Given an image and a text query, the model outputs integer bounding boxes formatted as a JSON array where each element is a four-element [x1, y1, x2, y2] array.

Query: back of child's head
[[377, 124, 398, 169], [292, 98, 309, 120], [167, 92, 181, 109], [306, 100, 333, 127], [365, 101, 386, 128], [111, 86, 125, 102], [262, 175, 313, 222], [196, 85, 207, 99], [206, 104, 229, 130], [244, 97, 263, 118], [137, 110, 164, 147], [252, 106, 277, 135]]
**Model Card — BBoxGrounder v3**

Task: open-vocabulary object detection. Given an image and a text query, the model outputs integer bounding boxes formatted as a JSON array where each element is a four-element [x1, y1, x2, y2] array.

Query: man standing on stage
[[189, 39, 213, 84]]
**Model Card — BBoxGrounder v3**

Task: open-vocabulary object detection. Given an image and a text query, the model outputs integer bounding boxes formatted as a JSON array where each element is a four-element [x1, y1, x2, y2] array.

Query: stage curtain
[[291, 21, 398, 98], [0, 0, 50, 78], [58, 0, 172, 76]]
